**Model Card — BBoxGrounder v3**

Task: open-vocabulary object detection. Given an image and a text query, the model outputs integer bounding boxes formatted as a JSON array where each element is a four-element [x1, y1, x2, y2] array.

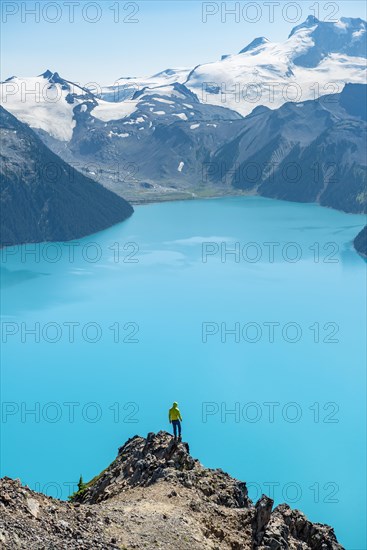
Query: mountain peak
[[72, 431, 344, 549], [72, 430, 248, 506], [39, 69, 54, 79], [0, 431, 343, 548], [288, 15, 319, 37], [239, 36, 269, 54], [38, 70, 69, 86], [152, 68, 177, 77], [305, 14, 319, 24], [289, 14, 367, 39], [289, 16, 367, 66]]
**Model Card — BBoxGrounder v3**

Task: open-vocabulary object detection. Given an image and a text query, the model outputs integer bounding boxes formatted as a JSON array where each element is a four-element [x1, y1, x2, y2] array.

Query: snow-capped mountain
[[289, 16, 366, 63], [0, 16, 366, 211], [93, 17, 367, 117], [185, 16, 367, 116], [1, 17, 366, 133], [100, 68, 191, 103], [93, 16, 367, 117], [0, 70, 98, 141]]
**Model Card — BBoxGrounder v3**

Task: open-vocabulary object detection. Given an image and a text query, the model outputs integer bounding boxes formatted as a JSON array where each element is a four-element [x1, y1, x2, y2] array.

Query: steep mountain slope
[[210, 84, 367, 213], [0, 432, 344, 550], [0, 107, 133, 246]]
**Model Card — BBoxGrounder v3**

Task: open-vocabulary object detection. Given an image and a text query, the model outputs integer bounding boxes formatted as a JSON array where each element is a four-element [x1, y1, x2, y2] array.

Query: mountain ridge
[[209, 83, 367, 213], [0, 431, 344, 549], [1, 17, 366, 127]]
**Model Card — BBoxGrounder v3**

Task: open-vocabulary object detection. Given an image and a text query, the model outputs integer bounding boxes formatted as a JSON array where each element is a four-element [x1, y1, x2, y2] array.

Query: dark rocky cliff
[[0, 106, 133, 247], [354, 225, 367, 257]]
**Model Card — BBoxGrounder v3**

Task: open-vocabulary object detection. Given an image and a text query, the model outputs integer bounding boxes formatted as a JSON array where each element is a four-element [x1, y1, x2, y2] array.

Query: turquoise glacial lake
[[1, 197, 366, 549]]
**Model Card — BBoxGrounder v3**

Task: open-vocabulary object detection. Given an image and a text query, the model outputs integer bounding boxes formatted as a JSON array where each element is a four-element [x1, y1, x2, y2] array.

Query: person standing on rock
[[168, 402, 182, 440]]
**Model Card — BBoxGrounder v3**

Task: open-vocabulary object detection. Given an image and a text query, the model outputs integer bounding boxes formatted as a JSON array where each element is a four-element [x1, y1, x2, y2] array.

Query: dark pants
[[172, 420, 181, 438]]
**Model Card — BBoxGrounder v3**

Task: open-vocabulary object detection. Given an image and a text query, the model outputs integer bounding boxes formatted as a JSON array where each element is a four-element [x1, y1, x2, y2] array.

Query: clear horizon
[[1, 0, 366, 85]]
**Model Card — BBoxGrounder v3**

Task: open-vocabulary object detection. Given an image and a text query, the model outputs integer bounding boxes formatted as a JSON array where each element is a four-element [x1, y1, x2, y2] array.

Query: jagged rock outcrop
[[75, 431, 249, 510], [0, 431, 344, 549]]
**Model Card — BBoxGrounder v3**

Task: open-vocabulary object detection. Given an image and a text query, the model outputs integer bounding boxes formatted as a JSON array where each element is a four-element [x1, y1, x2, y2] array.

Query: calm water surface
[[1, 197, 366, 549]]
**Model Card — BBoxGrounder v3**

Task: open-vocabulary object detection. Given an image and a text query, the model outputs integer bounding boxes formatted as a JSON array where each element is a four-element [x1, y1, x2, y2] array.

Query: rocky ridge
[[0, 431, 344, 550]]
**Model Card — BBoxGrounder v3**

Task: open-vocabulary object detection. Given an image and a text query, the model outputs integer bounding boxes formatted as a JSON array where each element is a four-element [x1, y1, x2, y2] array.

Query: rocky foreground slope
[[0, 431, 344, 550]]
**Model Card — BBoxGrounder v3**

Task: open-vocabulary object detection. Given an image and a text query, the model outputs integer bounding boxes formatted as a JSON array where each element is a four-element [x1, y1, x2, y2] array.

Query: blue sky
[[1, 0, 366, 84]]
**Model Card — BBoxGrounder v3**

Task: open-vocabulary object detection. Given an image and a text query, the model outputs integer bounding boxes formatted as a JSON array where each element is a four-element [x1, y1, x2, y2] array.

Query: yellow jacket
[[169, 402, 182, 422]]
